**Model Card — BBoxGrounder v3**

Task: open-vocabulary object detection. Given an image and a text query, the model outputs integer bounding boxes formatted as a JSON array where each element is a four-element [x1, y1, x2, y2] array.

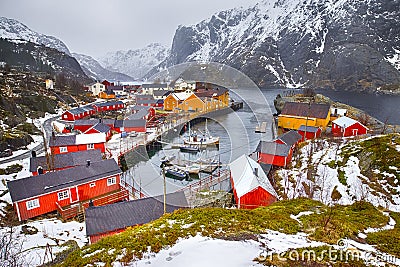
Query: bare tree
[[0, 226, 26, 267]]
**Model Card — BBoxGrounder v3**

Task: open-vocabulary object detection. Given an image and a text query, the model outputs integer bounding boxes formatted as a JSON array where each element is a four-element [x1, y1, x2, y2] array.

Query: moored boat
[[179, 145, 200, 153], [164, 166, 189, 180]]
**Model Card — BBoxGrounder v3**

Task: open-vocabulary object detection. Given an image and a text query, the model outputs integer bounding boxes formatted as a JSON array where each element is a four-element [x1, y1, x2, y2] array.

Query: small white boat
[[183, 119, 219, 147]]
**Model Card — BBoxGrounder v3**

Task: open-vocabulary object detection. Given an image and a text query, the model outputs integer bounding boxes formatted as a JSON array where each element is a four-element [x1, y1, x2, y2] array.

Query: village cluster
[[5, 79, 370, 245]]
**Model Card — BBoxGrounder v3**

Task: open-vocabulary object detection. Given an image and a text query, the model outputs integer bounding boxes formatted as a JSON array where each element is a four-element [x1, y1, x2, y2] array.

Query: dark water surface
[[125, 88, 400, 196]]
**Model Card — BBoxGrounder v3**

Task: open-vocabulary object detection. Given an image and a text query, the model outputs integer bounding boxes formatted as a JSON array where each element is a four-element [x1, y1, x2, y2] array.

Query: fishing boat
[[175, 164, 201, 174], [179, 144, 200, 153], [164, 166, 189, 180], [183, 119, 219, 147]]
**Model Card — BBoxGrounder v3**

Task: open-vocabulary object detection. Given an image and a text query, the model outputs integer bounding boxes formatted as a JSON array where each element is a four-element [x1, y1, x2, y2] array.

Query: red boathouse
[[229, 155, 278, 209]]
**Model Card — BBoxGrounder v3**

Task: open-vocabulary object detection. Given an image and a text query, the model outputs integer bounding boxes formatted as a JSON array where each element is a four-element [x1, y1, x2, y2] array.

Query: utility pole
[[162, 164, 166, 214]]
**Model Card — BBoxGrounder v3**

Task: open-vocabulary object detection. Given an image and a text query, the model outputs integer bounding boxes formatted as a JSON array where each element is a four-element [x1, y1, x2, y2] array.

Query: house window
[[87, 143, 94, 150], [58, 190, 69, 201], [26, 199, 40, 210], [107, 177, 116, 186], [60, 147, 68, 153], [90, 182, 96, 188]]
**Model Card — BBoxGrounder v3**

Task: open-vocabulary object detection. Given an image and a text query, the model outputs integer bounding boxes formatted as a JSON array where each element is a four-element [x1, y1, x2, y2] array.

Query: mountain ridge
[[146, 0, 400, 93], [98, 43, 169, 80], [0, 16, 71, 56]]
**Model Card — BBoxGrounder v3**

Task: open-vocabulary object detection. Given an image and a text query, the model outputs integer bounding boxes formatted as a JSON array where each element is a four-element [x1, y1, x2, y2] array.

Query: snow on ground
[[117, 235, 263, 267], [0, 219, 87, 266], [277, 138, 400, 211]]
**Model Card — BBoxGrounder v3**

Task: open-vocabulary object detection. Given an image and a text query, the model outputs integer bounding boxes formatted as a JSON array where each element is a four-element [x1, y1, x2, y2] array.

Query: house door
[[70, 186, 79, 203]]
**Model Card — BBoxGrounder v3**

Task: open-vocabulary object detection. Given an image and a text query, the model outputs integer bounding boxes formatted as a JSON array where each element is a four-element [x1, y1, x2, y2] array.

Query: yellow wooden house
[[194, 88, 229, 108], [99, 91, 116, 99], [278, 102, 331, 130], [163, 92, 192, 111], [178, 93, 205, 112]]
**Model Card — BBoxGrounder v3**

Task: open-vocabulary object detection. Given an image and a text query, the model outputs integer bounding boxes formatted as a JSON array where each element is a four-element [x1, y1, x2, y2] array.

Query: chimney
[[99, 118, 102, 123], [254, 167, 258, 177], [31, 150, 36, 158], [86, 160, 91, 167], [52, 131, 56, 139]]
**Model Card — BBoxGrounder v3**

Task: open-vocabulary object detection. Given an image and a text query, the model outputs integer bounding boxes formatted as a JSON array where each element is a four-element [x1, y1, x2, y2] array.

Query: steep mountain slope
[[0, 38, 89, 82], [0, 17, 71, 55], [99, 43, 169, 79], [148, 0, 400, 93], [72, 53, 134, 82]]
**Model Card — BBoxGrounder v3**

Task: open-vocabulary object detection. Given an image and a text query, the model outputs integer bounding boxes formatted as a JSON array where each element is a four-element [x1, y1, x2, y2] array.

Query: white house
[[45, 79, 54, 90], [141, 83, 168, 95], [88, 82, 106, 96]]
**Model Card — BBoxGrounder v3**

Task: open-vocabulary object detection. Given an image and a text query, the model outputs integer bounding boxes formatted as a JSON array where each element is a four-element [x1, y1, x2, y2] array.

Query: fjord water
[[316, 89, 400, 125], [124, 88, 400, 196]]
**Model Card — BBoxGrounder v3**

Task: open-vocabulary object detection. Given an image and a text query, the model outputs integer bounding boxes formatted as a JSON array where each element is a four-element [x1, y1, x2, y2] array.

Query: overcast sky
[[0, 0, 261, 58]]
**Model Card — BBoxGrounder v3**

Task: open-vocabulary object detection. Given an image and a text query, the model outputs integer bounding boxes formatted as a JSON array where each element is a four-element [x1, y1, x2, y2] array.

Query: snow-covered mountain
[[99, 43, 169, 79], [148, 0, 400, 92], [72, 53, 134, 82], [0, 17, 71, 55]]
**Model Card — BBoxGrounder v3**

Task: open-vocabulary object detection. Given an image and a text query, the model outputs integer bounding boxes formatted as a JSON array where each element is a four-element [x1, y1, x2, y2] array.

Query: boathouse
[[29, 149, 103, 176], [332, 116, 368, 137], [278, 102, 331, 130], [49, 133, 107, 154], [7, 159, 126, 221], [85, 191, 188, 244], [255, 141, 293, 167], [297, 125, 322, 141], [229, 155, 278, 209]]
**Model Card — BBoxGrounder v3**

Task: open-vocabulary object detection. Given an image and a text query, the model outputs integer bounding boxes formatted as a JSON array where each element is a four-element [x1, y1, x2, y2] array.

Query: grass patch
[[57, 199, 390, 266], [337, 169, 347, 186], [366, 212, 400, 258]]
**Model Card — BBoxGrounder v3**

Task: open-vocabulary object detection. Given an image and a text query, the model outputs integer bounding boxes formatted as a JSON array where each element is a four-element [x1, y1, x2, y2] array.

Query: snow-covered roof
[[75, 133, 106, 145], [332, 116, 365, 128], [172, 92, 192, 101], [229, 155, 278, 199]]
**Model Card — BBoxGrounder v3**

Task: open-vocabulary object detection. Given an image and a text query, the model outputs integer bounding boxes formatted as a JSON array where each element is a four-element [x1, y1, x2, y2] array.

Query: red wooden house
[[84, 123, 112, 140], [49, 133, 107, 154], [332, 116, 368, 137], [29, 149, 103, 176], [93, 101, 125, 112], [255, 140, 293, 167], [101, 80, 114, 88], [61, 105, 95, 121], [229, 155, 278, 209], [298, 125, 322, 141], [7, 159, 126, 221], [275, 130, 302, 148], [85, 191, 188, 244], [130, 105, 156, 120], [73, 119, 99, 133]]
